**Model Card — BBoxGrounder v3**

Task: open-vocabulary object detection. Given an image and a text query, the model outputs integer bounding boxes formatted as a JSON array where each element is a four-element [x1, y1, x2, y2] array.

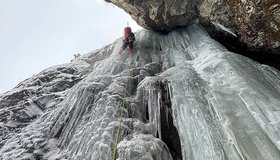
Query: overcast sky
[[0, 0, 142, 93]]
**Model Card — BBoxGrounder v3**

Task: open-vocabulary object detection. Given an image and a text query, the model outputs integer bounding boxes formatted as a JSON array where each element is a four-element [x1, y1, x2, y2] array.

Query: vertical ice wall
[[160, 25, 280, 160], [0, 23, 280, 160]]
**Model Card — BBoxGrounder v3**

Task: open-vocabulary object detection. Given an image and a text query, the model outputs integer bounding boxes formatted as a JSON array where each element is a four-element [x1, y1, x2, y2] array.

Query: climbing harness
[[112, 53, 133, 160]]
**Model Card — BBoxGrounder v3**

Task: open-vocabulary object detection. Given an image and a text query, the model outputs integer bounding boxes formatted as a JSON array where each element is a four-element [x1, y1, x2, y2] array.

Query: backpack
[[124, 27, 135, 42], [129, 32, 135, 42]]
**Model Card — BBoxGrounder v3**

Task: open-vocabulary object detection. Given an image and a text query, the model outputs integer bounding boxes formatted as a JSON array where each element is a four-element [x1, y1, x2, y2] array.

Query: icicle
[[157, 91, 162, 140]]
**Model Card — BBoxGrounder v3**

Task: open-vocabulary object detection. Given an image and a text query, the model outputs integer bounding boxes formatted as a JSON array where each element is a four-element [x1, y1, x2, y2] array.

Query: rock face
[[105, 0, 199, 31], [106, 0, 280, 66], [199, 0, 280, 67], [200, 0, 280, 51]]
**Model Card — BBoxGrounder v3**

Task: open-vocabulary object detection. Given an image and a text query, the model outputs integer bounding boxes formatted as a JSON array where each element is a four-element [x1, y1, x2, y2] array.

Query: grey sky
[[0, 0, 142, 93]]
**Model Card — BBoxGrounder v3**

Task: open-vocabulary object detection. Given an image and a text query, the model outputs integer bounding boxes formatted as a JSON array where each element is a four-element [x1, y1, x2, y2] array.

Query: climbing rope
[[112, 53, 133, 160]]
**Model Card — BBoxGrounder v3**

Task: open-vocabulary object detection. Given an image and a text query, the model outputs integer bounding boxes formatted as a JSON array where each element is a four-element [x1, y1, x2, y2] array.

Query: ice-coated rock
[[0, 24, 280, 160]]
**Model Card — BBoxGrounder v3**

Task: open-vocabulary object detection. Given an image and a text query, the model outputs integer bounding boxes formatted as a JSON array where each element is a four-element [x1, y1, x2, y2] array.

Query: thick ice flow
[[161, 25, 280, 160], [0, 24, 280, 160]]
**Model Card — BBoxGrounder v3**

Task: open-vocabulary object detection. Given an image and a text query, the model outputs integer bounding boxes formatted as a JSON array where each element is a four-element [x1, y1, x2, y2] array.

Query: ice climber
[[119, 27, 135, 54]]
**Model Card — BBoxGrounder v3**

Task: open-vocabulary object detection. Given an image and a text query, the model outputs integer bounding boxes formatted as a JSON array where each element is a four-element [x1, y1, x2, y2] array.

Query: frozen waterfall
[[1, 23, 280, 160]]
